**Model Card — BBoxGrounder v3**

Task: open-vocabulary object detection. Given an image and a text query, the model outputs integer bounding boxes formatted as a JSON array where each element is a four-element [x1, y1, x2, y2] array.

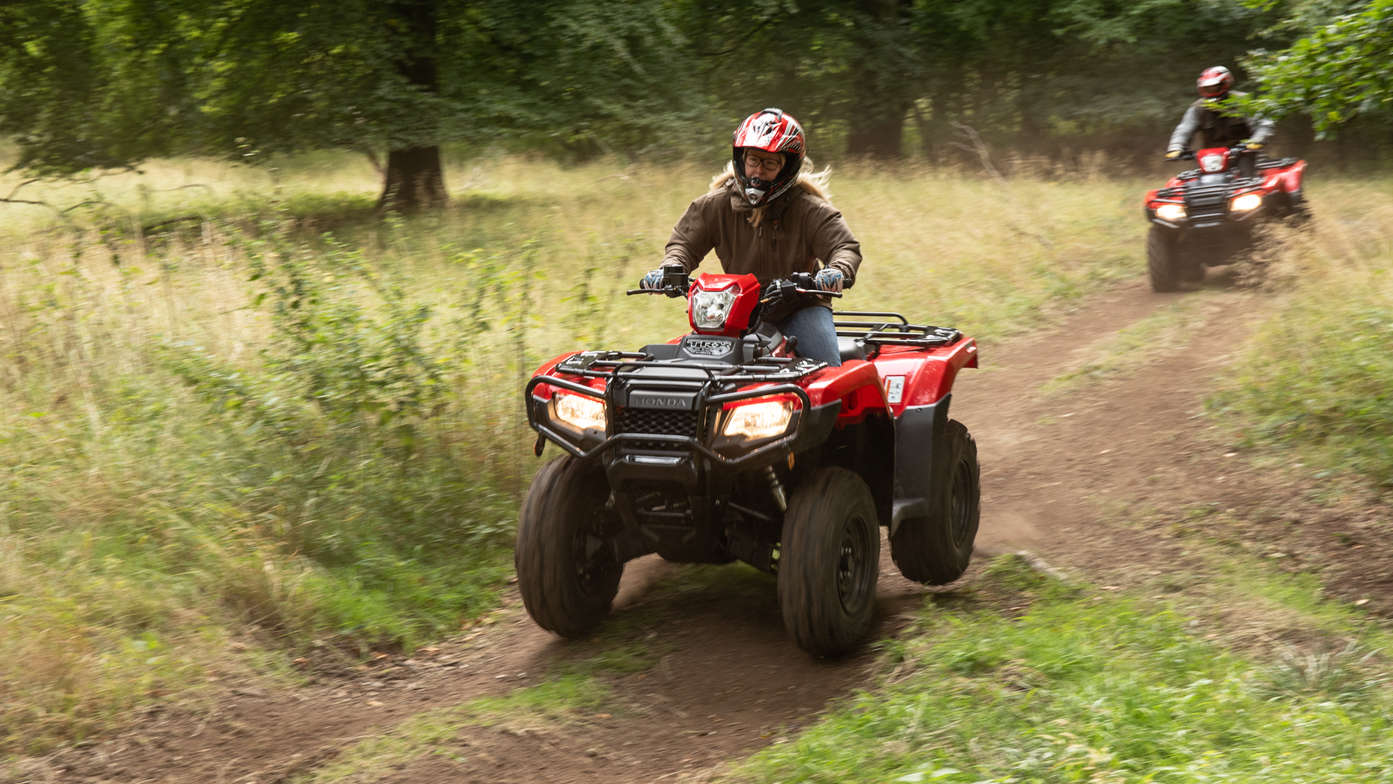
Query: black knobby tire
[[890, 419, 980, 585], [515, 456, 622, 638], [1147, 225, 1183, 293], [777, 467, 881, 658]]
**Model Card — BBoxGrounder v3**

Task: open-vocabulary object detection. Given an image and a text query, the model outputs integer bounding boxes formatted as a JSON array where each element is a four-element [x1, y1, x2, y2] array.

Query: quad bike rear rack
[[834, 311, 963, 348]]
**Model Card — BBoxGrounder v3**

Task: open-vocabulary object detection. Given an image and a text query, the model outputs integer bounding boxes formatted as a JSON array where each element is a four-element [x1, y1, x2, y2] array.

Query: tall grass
[[1208, 186, 1393, 490], [0, 151, 1164, 753]]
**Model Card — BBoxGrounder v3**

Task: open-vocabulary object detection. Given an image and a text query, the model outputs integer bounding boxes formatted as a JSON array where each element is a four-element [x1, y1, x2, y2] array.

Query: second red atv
[[1144, 145, 1308, 292], [516, 268, 980, 657]]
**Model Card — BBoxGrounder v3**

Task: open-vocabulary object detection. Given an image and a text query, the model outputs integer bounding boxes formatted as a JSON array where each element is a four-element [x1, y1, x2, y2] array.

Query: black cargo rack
[[833, 310, 962, 348], [551, 350, 826, 388]]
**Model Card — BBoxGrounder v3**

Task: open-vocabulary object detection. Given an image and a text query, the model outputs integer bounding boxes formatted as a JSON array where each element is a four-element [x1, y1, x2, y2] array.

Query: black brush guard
[[525, 351, 835, 470]]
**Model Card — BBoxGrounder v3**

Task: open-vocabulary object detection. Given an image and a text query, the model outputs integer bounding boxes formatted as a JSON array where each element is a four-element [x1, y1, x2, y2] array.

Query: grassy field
[[2, 150, 1391, 758]]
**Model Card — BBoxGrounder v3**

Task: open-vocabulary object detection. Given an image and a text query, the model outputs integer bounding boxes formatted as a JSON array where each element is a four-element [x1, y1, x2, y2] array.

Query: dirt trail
[[23, 275, 1382, 784]]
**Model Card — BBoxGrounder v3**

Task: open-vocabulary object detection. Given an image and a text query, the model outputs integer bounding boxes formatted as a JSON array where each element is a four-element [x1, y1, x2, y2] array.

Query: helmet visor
[[1198, 81, 1227, 98]]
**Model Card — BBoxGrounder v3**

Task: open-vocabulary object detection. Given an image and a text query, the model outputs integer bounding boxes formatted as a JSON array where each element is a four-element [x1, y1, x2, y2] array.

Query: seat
[[837, 336, 868, 362]]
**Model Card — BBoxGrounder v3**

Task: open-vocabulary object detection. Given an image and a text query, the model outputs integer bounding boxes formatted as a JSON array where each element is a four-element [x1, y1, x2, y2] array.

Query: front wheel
[[777, 467, 881, 658], [890, 419, 980, 585], [515, 456, 623, 638], [1147, 225, 1184, 292]]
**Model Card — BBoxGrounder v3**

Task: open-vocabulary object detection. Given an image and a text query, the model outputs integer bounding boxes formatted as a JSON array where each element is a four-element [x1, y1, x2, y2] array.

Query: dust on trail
[[22, 276, 1281, 784]]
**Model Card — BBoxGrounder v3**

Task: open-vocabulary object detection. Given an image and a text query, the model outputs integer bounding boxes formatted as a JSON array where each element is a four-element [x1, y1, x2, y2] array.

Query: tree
[[1242, 0, 1393, 136], [0, 0, 703, 211]]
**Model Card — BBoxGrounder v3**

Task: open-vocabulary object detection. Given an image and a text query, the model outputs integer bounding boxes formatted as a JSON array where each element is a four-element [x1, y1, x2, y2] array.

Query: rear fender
[[874, 338, 978, 415], [1279, 160, 1307, 195]]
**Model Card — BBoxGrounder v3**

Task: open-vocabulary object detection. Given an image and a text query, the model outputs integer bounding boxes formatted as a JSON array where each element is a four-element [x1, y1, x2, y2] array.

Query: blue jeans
[[779, 305, 841, 366]]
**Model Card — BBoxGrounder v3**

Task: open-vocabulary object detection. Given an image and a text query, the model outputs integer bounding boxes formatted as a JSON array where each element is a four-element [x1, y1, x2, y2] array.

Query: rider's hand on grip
[[639, 267, 666, 290], [1164, 149, 1181, 160], [1244, 141, 1264, 151], [813, 268, 844, 293]]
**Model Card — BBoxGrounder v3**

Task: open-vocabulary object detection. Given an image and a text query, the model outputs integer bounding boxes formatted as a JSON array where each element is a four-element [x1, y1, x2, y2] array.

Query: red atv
[[1144, 145, 1308, 292], [516, 268, 980, 657]]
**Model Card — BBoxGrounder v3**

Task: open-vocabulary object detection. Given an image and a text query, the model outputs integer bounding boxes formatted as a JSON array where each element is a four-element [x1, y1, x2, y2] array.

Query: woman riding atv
[[639, 108, 860, 367]]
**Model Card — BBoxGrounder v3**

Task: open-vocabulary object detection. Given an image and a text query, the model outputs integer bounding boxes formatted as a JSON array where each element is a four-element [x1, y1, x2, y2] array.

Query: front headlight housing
[[549, 391, 607, 433], [692, 288, 738, 330], [1230, 192, 1263, 213], [1155, 203, 1186, 222], [721, 398, 796, 441]]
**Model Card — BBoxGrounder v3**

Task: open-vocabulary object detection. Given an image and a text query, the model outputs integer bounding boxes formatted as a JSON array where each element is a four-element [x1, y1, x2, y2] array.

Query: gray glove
[[813, 268, 845, 293], [640, 267, 666, 290]]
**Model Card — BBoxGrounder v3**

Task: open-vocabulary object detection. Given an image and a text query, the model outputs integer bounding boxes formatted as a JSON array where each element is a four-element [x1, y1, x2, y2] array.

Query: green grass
[[726, 555, 1393, 784], [1207, 193, 1393, 492]]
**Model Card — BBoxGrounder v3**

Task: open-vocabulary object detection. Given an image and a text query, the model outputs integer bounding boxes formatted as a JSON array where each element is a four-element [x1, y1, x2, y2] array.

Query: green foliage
[[1209, 281, 1393, 490], [728, 557, 1393, 783], [1243, 0, 1393, 135], [0, 0, 1321, 179]]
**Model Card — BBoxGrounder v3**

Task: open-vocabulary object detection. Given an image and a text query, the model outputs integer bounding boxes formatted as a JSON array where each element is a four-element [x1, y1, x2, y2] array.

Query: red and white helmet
[[1197, 66, 1234, 99], [731, 108, 806, 206]]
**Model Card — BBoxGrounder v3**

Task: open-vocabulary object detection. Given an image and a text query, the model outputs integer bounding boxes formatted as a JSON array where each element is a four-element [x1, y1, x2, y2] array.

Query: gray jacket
[[1167, 92, 1274, 151]]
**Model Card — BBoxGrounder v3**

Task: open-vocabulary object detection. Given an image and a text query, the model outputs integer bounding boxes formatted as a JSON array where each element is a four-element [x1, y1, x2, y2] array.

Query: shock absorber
[[764, 465, 787, 512]]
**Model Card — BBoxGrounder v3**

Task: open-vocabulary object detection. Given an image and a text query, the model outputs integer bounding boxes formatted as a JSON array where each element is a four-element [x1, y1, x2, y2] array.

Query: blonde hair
[[711, 158, 834, 228]]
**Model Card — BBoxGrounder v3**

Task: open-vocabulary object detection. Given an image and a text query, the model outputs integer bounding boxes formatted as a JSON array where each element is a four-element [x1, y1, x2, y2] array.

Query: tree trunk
[[847, 107, 907, 157], [379, 146, 448, 211], [376, 0, 447, 212]]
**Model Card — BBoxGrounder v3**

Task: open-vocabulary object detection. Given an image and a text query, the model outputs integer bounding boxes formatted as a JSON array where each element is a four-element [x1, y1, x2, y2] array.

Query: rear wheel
[[1147, 225, 1183, 292], [515, 456, 623, 638], [778, 467, 880, 658], [890, 419, 980, 585]]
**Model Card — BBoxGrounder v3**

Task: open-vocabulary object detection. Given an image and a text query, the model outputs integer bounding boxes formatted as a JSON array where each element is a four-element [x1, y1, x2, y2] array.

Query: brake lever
[[626, 285, 687, 298]]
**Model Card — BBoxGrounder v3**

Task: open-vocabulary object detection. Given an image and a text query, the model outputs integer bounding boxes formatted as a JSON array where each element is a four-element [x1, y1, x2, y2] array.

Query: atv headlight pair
[[549, 392, 607, 433]]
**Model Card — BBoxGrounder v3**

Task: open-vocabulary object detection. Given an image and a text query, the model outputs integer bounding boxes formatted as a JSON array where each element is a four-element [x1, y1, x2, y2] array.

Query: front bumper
[[525, 373, 841, 482]]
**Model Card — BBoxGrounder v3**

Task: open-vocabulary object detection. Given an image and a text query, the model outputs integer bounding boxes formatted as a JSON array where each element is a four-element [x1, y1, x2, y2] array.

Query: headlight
[[1200, 153, 1225, 173], [722, 399, 795, 440], [692, 288, 738, 330], [1230, 193, 1263, 213], [549, 392, 606, 432], [1155, 203, 1186, 222]]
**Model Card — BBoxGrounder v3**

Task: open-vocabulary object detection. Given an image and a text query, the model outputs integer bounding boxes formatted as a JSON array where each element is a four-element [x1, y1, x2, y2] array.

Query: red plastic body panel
[[688, 273, 761, 337], [1268, 159, 1306, 194], [801, 360, 888, 421], [528, 351, 604, 401], [869, 338, 979, 416]]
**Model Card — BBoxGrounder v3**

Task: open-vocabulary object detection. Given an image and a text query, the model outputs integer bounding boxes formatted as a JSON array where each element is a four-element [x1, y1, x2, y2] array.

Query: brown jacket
[[662, 181, 862, 293]]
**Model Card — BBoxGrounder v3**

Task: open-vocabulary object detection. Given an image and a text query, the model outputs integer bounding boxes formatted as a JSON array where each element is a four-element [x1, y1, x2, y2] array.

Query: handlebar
[[627, 270, 841, 299], [1168, 144, 1260, 163]]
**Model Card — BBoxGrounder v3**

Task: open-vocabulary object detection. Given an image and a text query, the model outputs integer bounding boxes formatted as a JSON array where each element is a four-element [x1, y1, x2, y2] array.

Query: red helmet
[[1197, 66, 1234, 99], [731, 108, 806, 206]]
